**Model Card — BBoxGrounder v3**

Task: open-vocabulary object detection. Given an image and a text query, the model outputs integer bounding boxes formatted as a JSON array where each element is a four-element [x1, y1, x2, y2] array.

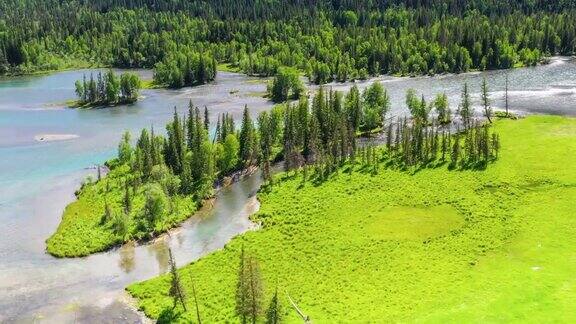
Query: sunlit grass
[[46, 165, 197, 257], [127, 115, 576, 322]]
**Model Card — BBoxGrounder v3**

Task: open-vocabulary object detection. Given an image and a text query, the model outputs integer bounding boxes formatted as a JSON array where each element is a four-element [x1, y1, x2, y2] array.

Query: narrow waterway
[[0, 58, 575, 322]]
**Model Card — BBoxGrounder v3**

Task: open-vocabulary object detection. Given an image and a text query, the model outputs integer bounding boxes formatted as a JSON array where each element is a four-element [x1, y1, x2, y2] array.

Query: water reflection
[[149, 239, 170, 275], [119, 243, 136, 274]]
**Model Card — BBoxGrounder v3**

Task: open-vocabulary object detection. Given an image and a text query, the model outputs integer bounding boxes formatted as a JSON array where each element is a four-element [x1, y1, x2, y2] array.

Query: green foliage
[[221, 134, 240, 173], [433, 93, 451, 124], [235, 249, 264, 323], [265, 287, 282, 324], [154, 50, 216, 88], [267, 67, 304, 103], [406, 89, 430, 124], [46, 164, 196, 257], [459, 83, 473, 128], [361, 82, 390, 131], [4, 1, 573, 80], [239, 106, 257, 167], [74, 70, 140, 107], [481, 78, 493, 123], [128, 115, 576, 322], [118, 131, 133, 164]]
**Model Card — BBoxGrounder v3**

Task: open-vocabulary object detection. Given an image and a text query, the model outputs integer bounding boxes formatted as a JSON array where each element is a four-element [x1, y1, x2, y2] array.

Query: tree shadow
[[157, 307, 181, 324]]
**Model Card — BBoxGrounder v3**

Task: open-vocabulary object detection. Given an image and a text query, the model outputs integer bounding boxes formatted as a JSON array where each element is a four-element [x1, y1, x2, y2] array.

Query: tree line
[[2, 0, 575, 85], [113, 77, 502, 221], [100, 76, 502, 243], [74, 70, 141, 106]]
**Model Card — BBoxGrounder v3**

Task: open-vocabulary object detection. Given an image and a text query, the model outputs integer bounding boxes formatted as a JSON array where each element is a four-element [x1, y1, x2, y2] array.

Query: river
[[0, 57, 575, 322]]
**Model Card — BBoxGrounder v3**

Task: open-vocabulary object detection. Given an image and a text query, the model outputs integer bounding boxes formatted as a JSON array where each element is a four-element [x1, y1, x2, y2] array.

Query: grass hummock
[[127, 115, 576, 322]]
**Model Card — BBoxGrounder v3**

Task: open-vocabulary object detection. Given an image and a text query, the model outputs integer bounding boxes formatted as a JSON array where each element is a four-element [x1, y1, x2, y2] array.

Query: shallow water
[[319, 56, 576, 118], [0, 70, 270, 322], [1, 58, 575, 322]]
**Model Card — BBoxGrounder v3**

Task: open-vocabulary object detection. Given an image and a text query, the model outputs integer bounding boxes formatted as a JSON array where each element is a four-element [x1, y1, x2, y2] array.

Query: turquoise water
[[0, 59, 575, 321], [0, 69, 271, 321]]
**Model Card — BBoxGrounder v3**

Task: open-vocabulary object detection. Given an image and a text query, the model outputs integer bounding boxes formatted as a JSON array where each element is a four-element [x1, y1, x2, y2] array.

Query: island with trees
[[48, 78, 500, 256], [72, 70, 142, 108]]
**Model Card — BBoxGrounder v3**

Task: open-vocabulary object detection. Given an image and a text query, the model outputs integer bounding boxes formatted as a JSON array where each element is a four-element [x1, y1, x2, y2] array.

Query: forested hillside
[[1, 0, 575, 83]]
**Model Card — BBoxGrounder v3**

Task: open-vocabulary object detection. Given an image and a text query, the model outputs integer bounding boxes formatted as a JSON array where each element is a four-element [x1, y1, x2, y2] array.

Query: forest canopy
[[1, 0, 575, 84]]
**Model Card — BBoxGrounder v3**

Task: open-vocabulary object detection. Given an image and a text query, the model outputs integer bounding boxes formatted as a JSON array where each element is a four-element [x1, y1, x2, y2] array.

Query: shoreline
[[46, 163, 261, 259], [3, 56, 567, 85]]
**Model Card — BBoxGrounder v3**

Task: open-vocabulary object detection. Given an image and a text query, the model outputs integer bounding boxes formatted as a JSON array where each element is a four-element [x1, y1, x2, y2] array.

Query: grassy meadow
[[126, 115, 576, 322], [46, 164, 197, 258]]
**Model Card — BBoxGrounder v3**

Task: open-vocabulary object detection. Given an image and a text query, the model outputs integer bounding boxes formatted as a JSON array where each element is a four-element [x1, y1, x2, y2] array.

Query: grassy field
[[127, 115, 576, 322], [46, 164, 197, 257]]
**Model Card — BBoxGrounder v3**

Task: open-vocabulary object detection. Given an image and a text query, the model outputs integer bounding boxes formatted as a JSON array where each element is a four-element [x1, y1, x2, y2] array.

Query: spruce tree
[[204, 106, 209, 131], [481, 77, 492, 123], [247, 256, 263, 324], [266, 286, 281, 324], [239, 105, 255, 167], [168, 247, 187, 311], [459, 83, 473, 129], [236, 245, 248, 324], [345, 85, 361, 131]]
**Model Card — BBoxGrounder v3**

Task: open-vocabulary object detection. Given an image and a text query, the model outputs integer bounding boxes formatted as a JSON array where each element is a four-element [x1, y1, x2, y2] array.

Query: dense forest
[[1, 0, 575, 85]]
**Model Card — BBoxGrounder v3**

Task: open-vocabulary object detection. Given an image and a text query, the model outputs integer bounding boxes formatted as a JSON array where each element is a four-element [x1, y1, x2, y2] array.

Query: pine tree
[[168, 247, 187, 311], [258, 111, 273, 182], [247, 256, 263, 324], [82, 74, 88, 102], [137, 129, 153, 179], [459, 83, 473, 129], [266, 286, 282, 324], [481, 77, 492, 123], [345, 85, 361, 131], [204, 106, 209, 131], [187, 101, 196, 150], [236, 245, 248, 324], [239, 105, 255, 167], [451, 134, 460, 167], [123, 179, 131, 214]]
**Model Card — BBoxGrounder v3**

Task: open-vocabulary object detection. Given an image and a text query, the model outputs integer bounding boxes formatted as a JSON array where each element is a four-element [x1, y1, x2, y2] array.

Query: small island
[[71, 70, 141, 108]]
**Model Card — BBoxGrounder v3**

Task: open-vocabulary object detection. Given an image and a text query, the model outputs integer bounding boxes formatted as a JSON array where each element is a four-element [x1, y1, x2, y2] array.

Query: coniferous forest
[[2, 0, 576, 86], [5, 1, 576, 322]]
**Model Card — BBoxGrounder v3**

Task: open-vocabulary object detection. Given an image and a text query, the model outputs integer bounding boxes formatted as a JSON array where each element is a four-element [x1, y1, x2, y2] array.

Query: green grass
[[217, 63, 242, 73], [127, 115, 576, 322], [46, 164, 197, 257]]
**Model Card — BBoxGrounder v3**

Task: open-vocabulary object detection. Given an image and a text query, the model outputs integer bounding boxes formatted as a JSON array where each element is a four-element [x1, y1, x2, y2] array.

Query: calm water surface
[[1, 58, 575, 322]]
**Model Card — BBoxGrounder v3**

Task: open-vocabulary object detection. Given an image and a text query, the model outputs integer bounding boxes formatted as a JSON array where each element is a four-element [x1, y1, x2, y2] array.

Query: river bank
[[1, 59, 576, 321], [46, 160, 260, 258], [128, 115, 576, 322]]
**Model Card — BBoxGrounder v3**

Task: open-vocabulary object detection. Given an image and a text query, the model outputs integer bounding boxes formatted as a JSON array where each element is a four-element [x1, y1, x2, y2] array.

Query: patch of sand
[[34, 134, 79, 142]]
